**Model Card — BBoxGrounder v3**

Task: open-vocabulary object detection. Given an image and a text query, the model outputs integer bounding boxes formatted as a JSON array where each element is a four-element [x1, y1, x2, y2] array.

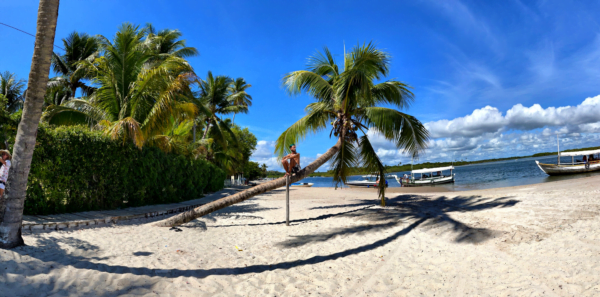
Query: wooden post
[[557, 134, 560, 165], [286, 175, 290, 226]]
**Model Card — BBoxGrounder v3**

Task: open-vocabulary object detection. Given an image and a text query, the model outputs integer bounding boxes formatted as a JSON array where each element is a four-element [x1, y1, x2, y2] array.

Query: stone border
[[22, 203, 206, 231], [21, 187, 246, 232]]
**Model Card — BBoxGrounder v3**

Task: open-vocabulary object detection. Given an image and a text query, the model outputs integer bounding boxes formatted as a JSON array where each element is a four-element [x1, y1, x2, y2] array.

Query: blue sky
[[2, 0, 600, 170]]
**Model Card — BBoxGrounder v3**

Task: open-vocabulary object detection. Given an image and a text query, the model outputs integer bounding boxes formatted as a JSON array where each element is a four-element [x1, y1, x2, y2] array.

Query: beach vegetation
[[25, 125, 224, 215], [0, 71, 26, 112], [155, 42, 429, 227]]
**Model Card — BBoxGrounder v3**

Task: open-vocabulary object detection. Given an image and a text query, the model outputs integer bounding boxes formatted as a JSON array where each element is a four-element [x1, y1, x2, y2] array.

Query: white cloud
[[373, 94, 600, 164], [425, 94, 600, 139], [425, 106, 505, 138], [250, 141, 280, 169]]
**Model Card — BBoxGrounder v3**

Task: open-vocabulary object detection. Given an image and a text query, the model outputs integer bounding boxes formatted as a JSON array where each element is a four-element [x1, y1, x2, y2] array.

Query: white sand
[[2, 176, 600, 296]]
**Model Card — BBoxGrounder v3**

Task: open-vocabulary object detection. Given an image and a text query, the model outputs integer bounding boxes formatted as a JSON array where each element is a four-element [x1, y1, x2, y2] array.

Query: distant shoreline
[[264, 145, 600, 178]]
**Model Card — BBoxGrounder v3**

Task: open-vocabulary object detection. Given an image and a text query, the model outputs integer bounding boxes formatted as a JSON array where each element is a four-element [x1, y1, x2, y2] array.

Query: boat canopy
[[412, 166, 454, 174], [559, 149, 600, 157]]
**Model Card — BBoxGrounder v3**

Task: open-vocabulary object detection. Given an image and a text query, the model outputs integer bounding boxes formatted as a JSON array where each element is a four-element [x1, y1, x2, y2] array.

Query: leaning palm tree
[[228, 77, 252, 123], [154, 43, 428, 227], [0, 71, 27, 112], [275, 43, 429, 204], [41, 23, 197, 149], [48, 32, 99, 104], [0, 0, 60, 248]]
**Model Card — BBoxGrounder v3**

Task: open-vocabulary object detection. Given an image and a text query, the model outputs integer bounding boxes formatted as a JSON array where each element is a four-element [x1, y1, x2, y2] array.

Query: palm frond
[[358, 135, 386, 205], [282, 70, 334, 101], [105, 117, 144, 149], [330, 138, 358, 187], [307, 46, 339, 77], [367, 80, 414, 109], [42, 105, 93, 126], [274, 106, 332, 158], [208, 118, 228, 150], [147, 134, 186, 153], [217, 119, 239, 147], [363, 107, 429, 158]]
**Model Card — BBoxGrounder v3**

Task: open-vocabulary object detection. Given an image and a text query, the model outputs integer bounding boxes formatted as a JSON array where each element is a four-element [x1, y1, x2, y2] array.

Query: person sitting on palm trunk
[[282, 144, 300, 177]]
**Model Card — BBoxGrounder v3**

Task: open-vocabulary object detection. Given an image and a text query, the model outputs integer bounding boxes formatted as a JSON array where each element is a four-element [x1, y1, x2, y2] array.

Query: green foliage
[[0, 71, 26, 112], [243, 161, 265, 180], [24, 125, 225, 215], [231, 125, 257, 173], [0, 94, 19, 149], [266, 170, 284, 178], [277, 43, 429, 204], [42, 23, 198, 149]]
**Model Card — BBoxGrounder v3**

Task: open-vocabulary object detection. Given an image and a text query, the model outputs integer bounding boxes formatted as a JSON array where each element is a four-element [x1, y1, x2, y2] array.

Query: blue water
[[300, 155, 600, 191]]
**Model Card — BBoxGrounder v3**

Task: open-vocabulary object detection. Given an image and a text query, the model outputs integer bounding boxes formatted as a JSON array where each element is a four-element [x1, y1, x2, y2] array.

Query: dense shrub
[[24, 125, 225, 215]]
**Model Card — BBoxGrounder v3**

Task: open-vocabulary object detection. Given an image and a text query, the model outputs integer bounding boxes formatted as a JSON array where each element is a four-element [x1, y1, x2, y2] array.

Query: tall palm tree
[[48, 32, 99, 105], [0, 0, 60, 248], [228, 77, 252, 123], [194, 71, 243, 144], [154, 43, 429, 227], [275, 43, 428, 204], [42, 23, 197, 149], [0, 72, 26, 112]]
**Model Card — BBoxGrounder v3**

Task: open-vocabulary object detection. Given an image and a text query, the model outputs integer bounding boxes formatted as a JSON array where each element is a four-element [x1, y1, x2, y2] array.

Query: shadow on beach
[[2, 194, 519, 294]]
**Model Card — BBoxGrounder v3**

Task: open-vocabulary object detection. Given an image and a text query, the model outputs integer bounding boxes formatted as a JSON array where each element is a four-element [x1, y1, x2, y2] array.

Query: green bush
[[24, 125, 225, 215]]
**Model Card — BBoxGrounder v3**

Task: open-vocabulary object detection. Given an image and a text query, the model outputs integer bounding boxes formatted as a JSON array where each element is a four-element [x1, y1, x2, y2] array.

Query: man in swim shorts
[[282, 144, 301, 177]]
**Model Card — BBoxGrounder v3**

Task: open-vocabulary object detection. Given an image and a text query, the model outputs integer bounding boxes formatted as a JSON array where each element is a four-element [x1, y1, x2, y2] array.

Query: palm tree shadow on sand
[[3, 194, 518, 294], [277, 194, 519, 248]]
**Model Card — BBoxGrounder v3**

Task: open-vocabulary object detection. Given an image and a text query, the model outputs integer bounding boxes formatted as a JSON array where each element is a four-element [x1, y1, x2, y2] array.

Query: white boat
[[291, 182, 314, 187], [346, 174, 398, 188], [395, 166, 455, 187], [536, 149, 600, 176]]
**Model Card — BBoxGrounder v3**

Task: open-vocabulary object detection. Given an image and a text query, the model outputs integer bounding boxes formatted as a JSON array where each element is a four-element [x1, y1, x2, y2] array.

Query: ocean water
[[298, 155, 600, 191]]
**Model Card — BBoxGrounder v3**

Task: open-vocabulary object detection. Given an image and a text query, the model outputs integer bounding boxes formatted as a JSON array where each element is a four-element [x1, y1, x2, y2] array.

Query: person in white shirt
[[0, 150, 12, 197]]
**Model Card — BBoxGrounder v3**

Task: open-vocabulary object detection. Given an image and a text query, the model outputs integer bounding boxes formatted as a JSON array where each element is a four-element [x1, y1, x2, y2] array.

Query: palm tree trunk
[[0, 0, 60, 249], [70, 86, 77, 100], [153, 138, 342, 227], [201, 118, 211, 139], [232, 113, 236, 124]]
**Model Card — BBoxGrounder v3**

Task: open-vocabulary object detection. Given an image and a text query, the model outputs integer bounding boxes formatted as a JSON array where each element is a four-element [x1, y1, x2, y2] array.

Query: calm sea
[[298, 155, 600, 191]]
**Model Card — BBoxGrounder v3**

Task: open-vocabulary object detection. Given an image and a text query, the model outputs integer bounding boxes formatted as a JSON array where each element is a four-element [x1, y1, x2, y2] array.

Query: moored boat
[[345, 174, 397, 188], [536, 149, 600, 176], [291, 182, 314, 187], [395, 166, 455, 187]]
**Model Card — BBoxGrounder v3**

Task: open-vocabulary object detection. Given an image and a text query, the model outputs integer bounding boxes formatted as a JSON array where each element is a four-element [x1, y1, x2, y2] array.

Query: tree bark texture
[[154, 138, 342, 227], [0, 0, 60, 249]]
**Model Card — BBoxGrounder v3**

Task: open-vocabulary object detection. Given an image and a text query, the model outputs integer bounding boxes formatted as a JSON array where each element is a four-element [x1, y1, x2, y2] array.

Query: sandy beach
[[2, 176, 600, 296]]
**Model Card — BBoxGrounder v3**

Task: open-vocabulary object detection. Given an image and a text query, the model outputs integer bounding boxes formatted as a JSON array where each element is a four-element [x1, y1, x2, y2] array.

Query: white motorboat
[[536, 149, 600, 176], [291, 182, 314, 187], [395, 166, 455, 187], [345, 174, 398, 188]]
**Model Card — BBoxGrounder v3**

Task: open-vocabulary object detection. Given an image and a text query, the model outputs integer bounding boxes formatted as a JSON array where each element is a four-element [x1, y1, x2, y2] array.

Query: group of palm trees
[[4, 23, 254, 173], [1, 0, 431, 246], [159, 43, 430, 226]]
